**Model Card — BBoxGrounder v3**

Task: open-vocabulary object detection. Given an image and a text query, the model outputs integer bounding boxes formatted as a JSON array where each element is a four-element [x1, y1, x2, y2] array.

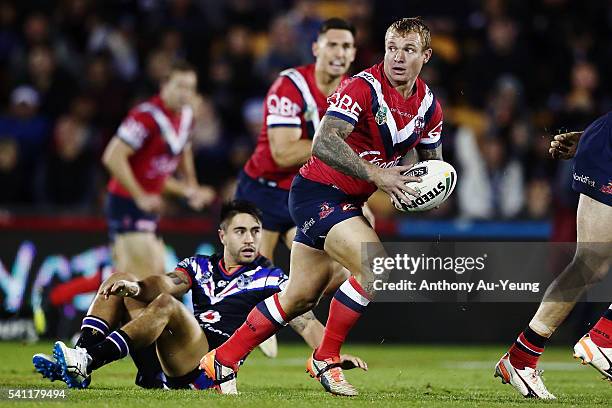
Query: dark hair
[[318, 17, 356, 37], [219, 200, 262, 230], [161, 59, 196, 83], [386, 17, 431, 50], [170, 59, 196, 73]]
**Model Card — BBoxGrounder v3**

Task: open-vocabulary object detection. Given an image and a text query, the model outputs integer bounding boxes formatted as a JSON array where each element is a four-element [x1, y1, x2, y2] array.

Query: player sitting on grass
[[33, 200, 367, 390]]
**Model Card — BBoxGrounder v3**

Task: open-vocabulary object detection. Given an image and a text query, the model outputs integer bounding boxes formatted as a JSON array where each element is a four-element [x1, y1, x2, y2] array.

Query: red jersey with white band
[[107, 95, 193, 198], [244, 64, 339, 190], [300, 62, 443, 198]]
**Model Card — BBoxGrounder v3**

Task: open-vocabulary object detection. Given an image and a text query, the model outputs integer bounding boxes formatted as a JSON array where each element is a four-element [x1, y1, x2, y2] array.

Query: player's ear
[[422, 48, 432, 64], [218, 228, 225, 245], [312, 40, 320, 58]]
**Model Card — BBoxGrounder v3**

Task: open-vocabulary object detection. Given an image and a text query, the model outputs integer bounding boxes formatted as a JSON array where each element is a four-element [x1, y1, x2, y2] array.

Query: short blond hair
[[385, 17, 431, 50]]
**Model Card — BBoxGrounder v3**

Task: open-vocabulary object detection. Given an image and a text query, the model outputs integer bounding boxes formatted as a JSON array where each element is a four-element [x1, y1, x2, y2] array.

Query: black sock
[[524, 326, 548, 348], [131, 343, 165, 389], [86, 329, 133, 372], [76, 315, 110, 349]]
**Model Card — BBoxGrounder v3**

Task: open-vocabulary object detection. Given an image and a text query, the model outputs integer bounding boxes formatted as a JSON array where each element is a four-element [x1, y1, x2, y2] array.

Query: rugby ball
[[393, 160, 457, 212]]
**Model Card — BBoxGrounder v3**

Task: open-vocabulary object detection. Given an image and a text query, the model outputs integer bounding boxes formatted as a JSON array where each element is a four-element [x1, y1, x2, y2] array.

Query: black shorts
[[289, 175, 364, 250], [234, 171, 295, 232], [572, 112, 612, 206], [105, 192, 159, 242]]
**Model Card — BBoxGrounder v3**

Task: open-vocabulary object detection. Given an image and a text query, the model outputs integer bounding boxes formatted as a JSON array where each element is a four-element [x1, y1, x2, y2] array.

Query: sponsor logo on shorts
[[573, 172, 596, 187], [341, 203, 358, 212], [135, 219, 157, 232], [601, 182, 612, 195], [199, 310, 221, 324], [301, 217, 315, 234], [318, 202, 335, 219]]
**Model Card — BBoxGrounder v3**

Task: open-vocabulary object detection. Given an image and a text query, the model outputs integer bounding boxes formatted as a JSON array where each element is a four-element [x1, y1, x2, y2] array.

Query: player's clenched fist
[[99, 280, 141, 299], [549, 131, 582, 160]]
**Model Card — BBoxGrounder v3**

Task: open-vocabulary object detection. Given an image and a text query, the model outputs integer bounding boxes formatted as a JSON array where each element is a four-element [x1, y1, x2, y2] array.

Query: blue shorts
[[289, 175, 364, 250], [572, 112, 612, 206], [234, 171, 294, 232], [105, 192, 159, 241]]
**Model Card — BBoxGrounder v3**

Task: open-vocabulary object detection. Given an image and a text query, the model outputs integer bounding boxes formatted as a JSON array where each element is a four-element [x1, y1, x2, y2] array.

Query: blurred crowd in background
[[0, 0, 610, 226]]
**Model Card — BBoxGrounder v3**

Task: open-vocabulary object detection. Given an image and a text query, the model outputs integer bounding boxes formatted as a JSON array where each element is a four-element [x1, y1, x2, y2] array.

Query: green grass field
[[1, 341, 611, 407]]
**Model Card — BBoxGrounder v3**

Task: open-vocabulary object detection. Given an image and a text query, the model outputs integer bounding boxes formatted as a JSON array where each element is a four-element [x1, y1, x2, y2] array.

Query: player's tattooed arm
[[313, 116, 423, 205], [289, 311, 324, 349], [312, 116, 373, 180], [416, 145, 443, 161]]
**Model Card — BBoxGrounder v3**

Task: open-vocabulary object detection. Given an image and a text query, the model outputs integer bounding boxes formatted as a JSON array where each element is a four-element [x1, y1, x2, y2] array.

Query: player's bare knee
[[572, 250, 611, 284], [150, 293, 178, 315], [283, 291, 320, 315]]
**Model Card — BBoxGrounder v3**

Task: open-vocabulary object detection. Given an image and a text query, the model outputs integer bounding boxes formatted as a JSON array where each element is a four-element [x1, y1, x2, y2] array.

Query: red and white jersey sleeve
[[264, 76, 305, 129], [324, 77, 371, 126], [116, 110, 156, 150]]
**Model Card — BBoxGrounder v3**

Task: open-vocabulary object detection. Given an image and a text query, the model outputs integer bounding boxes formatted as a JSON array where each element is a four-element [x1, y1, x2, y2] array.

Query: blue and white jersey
[[176, 254, 288, 348]]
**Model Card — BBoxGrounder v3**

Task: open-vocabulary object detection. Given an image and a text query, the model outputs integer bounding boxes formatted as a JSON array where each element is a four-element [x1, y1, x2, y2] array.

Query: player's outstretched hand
[[370, 165, 422, 209], [186, 185, 216, 210], [549, 131, 582, 160], [99, 280, 140, 299], [340, 354, 368, 371], [134, 193, 163, 214]]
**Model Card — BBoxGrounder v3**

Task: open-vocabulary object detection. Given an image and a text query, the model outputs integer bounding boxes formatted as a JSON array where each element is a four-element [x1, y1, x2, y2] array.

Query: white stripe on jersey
[[280, 68, 320, 129], [354, 72, 434, 146], [266, 114, 301, 127], [138, 103, 193, 155], [326, 105, 359, 123], [117, 117, 148, 149]]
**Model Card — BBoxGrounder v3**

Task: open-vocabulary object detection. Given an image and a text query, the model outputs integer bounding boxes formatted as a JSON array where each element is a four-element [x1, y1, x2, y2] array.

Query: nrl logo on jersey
[[375, 106, 387, 125]]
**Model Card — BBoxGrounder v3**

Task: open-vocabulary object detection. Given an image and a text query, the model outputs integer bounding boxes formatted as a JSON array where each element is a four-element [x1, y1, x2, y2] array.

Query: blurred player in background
[[236, 17, 368, 358], [33, 200, 367, 390], [102, 60, 214, 279], [100, 60, 214, 388], [495, 112, 612, 399], [237, 18, 359, 263], [201, 17, 444, 396]]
